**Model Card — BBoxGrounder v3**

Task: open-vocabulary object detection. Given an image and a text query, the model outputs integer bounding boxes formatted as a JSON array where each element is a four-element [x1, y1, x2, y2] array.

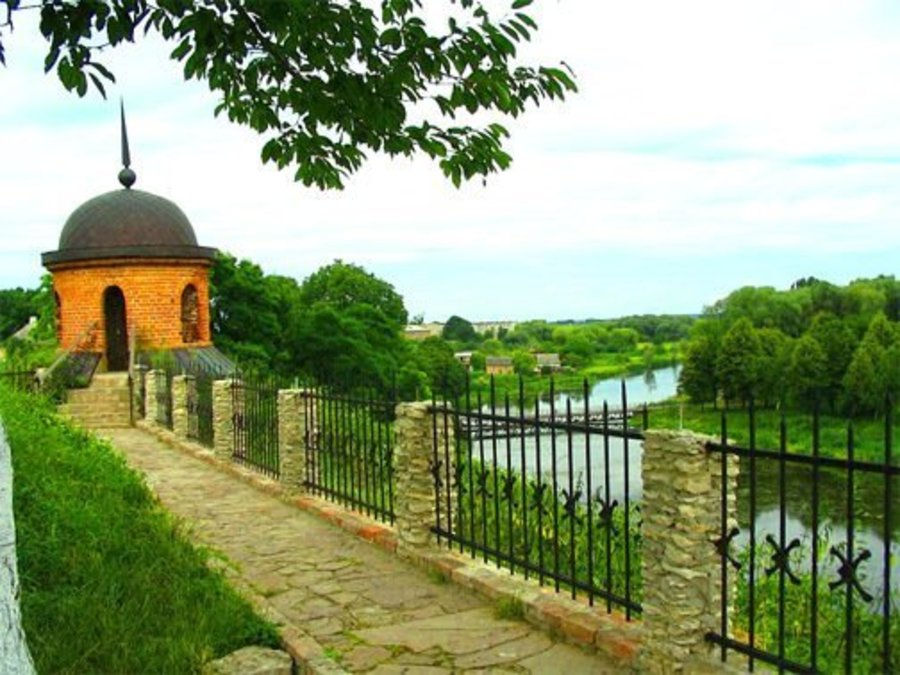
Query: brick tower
[[41, 107, 220, 373]]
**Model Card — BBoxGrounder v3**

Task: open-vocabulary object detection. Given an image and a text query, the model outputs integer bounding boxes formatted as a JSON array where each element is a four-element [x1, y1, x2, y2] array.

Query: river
[[471, 365, 899, 593]]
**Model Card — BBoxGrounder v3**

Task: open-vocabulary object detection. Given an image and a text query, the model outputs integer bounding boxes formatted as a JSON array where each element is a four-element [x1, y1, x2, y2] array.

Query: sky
[[2, 1, 900, 323]]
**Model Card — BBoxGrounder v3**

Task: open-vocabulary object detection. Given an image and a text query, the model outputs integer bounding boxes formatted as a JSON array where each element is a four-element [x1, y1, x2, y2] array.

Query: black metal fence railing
[[154, 368, 174, 430], [430, 376, 644, 618], [232, 375, 279, 478], [706, 401, 899, 674], [303, 383, 396, 524], [186, 370, 214, 448]]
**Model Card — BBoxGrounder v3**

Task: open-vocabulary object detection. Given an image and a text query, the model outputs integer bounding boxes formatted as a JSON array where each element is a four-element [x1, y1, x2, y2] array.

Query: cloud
[[2, 1, 900, 319]]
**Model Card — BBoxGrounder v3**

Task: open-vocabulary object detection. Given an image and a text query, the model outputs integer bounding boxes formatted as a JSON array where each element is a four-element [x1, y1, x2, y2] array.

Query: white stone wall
[[0, 420, 36, 675]]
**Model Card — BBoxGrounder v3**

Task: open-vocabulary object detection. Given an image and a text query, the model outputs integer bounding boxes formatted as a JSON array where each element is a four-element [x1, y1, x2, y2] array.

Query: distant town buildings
[[404, 320, 518, 341], [485, 356, 514, 375], [534, 353, 562, 373]]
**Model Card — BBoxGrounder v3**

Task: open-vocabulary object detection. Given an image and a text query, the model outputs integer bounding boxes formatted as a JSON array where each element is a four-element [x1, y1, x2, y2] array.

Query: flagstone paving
[[103, 428, 626, 674]]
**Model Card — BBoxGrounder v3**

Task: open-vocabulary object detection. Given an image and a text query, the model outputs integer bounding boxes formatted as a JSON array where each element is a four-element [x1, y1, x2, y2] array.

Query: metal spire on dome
[[118, 100, 136, 189]]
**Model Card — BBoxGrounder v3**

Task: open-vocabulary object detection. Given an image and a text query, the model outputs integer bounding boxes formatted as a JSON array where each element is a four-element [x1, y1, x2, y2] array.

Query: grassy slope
[[3, 386, 279, 674]]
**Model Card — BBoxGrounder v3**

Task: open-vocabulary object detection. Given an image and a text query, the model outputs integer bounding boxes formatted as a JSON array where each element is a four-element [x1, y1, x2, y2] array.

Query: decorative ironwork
[[713, 527, 742, 571], [764, 534, 801, 583], [301, 382, 396, 524], [231, 374, 279, 478], [828, 546, 874, 603], [428, 373, 643, 617], [704, 400, 898, 674], [562, 489, 582, 525]]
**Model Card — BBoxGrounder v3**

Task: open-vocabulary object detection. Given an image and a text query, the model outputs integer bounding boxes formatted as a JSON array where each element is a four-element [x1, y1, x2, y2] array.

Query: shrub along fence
[[139, 369, 898, 673]]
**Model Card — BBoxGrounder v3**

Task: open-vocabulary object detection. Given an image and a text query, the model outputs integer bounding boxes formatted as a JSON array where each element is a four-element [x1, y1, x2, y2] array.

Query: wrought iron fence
[[154, 368, 174, 430], [430, 376, 645, 618], [186, 370, 214, 448], [706, 401, 899, 674], [232, 375, 279, 477], [303, 383, 396, 524]]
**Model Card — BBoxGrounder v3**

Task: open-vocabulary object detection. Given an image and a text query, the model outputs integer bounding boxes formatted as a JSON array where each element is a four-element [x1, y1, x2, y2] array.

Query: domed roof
[[42, 188, 216, 267]]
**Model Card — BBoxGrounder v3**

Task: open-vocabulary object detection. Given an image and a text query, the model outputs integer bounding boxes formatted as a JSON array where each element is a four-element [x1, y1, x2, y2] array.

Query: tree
[[842, 313, 899, 416], [4, 0, 576, 189], [716, 318, 762, 405], [755, 327, 792, 407], [678, 335, 718, 407], [299, 260, 407, 328], [808, 313, 857, 410], [209, 252, 297, 373], [412, 337, 466, 398], [442, 315, 477, 343], [787, 335, 828, 411]]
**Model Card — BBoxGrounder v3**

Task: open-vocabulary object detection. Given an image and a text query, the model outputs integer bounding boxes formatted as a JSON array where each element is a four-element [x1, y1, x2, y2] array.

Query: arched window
[[181, 284, 200, 344]]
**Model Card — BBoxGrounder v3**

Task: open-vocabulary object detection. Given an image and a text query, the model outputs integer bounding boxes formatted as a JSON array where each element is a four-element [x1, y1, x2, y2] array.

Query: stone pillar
[[172, 375, 190, 439], [212, 379, 235, 461], [393, 402, 454, 556], [132, 364, 148, 421], [639, 430, 740, 673], [145, 369, 159, 426], [277, 389, 309, 490]]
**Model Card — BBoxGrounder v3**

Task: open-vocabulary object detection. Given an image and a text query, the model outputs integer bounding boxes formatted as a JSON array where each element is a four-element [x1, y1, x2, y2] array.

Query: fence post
[[277, 389, 308, 491], [145, 369, 159, 425], [639, 429, 739, 673], [393, 401, 454, 557], [212, 379, 234, 461], [172, 374, 190, 439], [131, 364, 147, 421]]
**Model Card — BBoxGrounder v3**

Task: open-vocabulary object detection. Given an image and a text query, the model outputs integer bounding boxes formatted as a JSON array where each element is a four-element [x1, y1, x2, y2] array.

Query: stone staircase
[[59, 372, 132, 429]]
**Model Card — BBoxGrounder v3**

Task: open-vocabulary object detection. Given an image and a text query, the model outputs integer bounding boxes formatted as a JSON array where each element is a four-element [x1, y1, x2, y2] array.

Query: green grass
[[3, 385, 280, 674], [493, 595, 525, 621], [645, 400, 900, 463]]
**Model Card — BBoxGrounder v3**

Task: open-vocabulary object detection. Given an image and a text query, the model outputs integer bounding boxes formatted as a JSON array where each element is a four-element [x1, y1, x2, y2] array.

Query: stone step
[[60, 404, 131, 418], [66, 390, 131, 405], [90, 372, 131, 388]]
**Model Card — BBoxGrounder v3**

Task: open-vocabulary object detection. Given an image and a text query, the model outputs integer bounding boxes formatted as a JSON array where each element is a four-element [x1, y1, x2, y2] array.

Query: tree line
[[679, 276, 900, 416]]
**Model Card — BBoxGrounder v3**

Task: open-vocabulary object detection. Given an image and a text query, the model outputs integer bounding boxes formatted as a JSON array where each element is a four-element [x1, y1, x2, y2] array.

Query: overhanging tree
[[1, 0, 576, 189]]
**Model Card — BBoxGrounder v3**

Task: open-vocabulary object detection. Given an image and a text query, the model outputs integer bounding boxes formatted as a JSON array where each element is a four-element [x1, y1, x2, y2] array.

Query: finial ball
[[118, 167, 136, 189]]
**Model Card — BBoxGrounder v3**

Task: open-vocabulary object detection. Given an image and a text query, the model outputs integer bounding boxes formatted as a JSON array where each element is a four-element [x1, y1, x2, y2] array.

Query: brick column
[[639, 430, 740, 673], [212, 379, 235, 461], [172, 375, 190, 439], [277, 389, 309, 491], [393, 402, 454, 557], [145, 369, 159, 426]]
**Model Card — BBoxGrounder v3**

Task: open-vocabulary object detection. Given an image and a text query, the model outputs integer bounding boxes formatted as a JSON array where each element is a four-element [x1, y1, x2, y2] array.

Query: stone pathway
[[104, 429, 626, 674]]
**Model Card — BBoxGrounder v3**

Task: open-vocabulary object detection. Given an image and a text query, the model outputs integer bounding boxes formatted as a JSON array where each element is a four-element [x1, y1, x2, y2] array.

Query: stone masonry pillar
[[212, 379, 235, 461], [172, 374, 190, 439], [277, 389, 309, 491], [145, 369, 159, 426], [393, 402, 454, 557], [132, 364, 148, 421], [639, 430, 740, 673]]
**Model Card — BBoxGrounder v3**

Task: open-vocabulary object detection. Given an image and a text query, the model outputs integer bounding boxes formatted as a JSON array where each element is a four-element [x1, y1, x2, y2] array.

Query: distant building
[[454, 351, 473, 371], [404, 322, 443, 341], [485, 356, 514, 375], [534, 353, 562, 373], [472, 320, 517, 337]]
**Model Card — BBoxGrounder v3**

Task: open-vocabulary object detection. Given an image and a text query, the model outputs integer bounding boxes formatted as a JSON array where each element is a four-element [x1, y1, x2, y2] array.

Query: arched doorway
[[103, 286, 128, 371]]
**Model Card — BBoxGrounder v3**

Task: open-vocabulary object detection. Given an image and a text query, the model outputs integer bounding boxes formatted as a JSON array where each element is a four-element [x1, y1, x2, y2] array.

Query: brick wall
[[50, 257, 213, 353]]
